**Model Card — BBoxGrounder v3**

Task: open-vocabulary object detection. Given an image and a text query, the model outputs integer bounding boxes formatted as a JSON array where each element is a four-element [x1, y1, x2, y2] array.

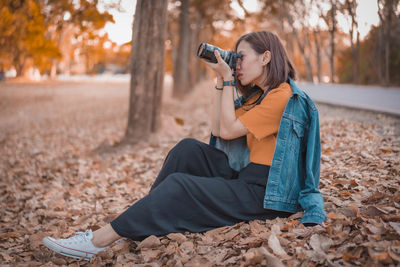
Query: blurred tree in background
[[167, 0, 236, 98], [0, 0, 114, 77], [0, 0, 60, 76], [337, 0, 399, 85], [125, 0, 168, 142]]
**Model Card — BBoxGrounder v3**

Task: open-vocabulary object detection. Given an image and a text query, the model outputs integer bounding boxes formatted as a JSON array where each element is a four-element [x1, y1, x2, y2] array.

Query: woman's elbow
[[220, 120, 248, 140], [219, 126, 235, 140]]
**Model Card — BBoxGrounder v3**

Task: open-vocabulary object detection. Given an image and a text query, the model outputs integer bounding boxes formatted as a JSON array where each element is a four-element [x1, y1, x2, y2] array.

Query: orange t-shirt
[[236, 82, 292, 166]]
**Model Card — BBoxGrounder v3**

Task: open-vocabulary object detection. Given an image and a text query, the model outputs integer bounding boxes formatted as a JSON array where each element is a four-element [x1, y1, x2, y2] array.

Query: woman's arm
[[205, 50, 248, 140], [210, 77, 223, 137], [219, 76, 248, 140]]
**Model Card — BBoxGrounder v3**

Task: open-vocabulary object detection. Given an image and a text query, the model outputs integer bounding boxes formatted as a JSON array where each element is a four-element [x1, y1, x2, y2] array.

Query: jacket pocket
[[284, 120, 305, 200], [293, 120, 305, 138], [290, 120, 305, 152]]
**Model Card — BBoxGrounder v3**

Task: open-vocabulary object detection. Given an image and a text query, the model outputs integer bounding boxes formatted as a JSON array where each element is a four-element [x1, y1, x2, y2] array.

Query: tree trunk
[[346, 0, 360, 84], [383, 0, 393, 86], [284, 11, 313, 82], [173, 0, 191, 98], [189, 10, 201, 87], [377, 3, 384, 84], [348, 26, 357, 83], [167, 12, 178, 80], [13, 54, 25, 77], [384, 27, 390, 86], [50, 27, 65, 79], [197, 25, 211, 81], [377, 0, 396, 86], [313, 29, 322, 83], [355, 30, 360, 83], [50, 59, 57, 79], [329, 0, 336, 83], [125, 0, 168, 142]]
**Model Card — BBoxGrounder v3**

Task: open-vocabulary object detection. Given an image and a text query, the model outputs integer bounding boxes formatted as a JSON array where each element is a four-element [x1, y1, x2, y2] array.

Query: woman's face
[[236, 40, 266, 87]]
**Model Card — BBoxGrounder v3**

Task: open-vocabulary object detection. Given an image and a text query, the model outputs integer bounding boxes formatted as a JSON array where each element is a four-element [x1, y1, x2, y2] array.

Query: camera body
[[197, 43, 242, 70]]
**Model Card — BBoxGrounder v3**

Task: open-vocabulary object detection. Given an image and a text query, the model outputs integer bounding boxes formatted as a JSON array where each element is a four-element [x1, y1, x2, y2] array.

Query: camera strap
[[240, 87, 272, 111], [255, 87, 272, 105]]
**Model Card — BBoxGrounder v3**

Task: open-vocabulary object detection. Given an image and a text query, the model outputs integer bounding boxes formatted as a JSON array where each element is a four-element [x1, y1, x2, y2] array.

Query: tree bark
[[346, 0, 360, 84], [383, 0, 393, 86], [13, 53, 25, 77], [173, 0, 191, 98], [313, 29, 322, 83], [167, 11, 178, 79], [329, 0, 336, 83], [284, 11, 313, 82], [377, 2, 384, 84], [125, 0, 168, 142], [189, 10, 201, 87], [377, 0, 396, 86]]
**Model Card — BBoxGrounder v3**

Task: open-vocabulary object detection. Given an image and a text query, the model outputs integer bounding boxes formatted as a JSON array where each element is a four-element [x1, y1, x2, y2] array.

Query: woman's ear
[[262, 51, 271, 66]]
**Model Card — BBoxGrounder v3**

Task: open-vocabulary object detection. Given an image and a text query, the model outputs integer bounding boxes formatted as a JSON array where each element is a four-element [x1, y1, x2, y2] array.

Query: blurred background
[[0, 0, 399, 86]]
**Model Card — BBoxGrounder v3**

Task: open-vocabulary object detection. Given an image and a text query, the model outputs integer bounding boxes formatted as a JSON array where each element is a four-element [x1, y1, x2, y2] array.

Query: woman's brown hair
[[234, 31, 296, 98]]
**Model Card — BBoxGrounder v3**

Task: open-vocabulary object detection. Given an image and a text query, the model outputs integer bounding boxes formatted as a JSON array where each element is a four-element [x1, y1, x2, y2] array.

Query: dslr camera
[[197, 43, 242, 70]]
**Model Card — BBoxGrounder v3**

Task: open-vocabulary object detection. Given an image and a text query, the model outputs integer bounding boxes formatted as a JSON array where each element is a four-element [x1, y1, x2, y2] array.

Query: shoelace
[[65, 230, 91, 244]]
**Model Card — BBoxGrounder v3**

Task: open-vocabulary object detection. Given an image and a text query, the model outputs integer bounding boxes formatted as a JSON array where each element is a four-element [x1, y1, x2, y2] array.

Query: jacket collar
[[289, 78, 306, 98]]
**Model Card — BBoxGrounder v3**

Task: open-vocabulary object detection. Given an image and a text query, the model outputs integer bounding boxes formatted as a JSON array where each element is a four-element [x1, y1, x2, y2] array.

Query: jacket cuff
[[300, 212, 326, 225]]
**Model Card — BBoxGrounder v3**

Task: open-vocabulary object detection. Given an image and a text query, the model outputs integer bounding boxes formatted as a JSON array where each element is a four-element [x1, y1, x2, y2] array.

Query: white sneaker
[[42, 229, 107, 260]]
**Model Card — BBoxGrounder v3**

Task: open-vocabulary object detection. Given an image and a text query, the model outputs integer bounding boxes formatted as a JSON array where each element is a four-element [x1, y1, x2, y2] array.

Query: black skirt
[[110, 138, 292, 240]]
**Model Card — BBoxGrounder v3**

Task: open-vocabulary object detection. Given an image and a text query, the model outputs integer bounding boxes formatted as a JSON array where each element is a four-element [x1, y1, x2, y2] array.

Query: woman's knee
[[176, 138, 202, 150], [170, 138, 203, 157]]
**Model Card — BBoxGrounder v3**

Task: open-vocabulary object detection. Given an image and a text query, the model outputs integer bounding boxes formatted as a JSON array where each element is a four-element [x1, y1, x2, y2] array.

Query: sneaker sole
[[42, 237, 94, 261]]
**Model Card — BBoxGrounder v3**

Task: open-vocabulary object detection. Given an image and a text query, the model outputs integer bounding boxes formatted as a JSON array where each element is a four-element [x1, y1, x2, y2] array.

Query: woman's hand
[[202, 50, 233, 80]]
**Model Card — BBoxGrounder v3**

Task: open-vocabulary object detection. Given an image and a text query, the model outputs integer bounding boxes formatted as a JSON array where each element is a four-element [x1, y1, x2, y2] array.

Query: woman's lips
[[237, 73, 243, 80]]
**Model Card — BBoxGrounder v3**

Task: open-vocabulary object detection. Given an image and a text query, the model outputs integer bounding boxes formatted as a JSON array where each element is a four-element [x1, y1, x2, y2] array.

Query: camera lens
[[197, 43, 218, 63], [197, 43, 205, 57], [197, 43, 241, 70]]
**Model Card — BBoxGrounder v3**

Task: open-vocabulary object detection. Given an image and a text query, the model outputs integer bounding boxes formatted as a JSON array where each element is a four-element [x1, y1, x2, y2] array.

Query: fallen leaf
[[0, 252, 13, 262], [268, 234, 289, 259], [51, 257, 67, 265], [368, 248, 393, 264], [0, 232, 22, 239], [141, 248, 162, 262], [258, 247, 285, 267], [309, 234, 333, 253], [342, 252, 358, 261], [388, 246, 400, 262], [167, 233, 187, 243], [29, 232, 47, 250], [389, 222, 400, 235], [243, 248, 264, 266], [137, 235, 161, 249]]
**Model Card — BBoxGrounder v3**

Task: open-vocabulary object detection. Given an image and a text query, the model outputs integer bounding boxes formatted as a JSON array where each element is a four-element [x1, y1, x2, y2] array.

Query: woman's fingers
[[202, 50, 232, 78], [214, 50, 222, 63]]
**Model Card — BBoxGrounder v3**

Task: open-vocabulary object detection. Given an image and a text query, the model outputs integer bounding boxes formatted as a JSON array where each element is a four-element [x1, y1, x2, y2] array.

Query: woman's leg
[[42, 224, 121, 260], [109, 138, 238, 239], [110, 172, 292, 241], [91, 224, 121, 247], [150, 138, 235, 190], [42, 138, 236, 259]]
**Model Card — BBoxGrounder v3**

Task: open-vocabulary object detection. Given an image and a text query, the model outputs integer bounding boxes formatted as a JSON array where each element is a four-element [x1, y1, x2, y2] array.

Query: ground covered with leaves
[[0, 80, 399, 266]]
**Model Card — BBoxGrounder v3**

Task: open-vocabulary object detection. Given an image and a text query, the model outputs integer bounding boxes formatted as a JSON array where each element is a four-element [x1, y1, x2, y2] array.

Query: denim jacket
[[210, 79, 326, 225]]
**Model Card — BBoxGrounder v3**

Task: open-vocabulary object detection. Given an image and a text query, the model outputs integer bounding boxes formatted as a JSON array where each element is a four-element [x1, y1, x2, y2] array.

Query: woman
[[42, 31, 326, 260]]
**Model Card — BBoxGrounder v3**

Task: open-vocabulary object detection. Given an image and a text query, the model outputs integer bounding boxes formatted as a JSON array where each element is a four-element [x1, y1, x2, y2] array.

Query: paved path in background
[[298, 82, 400, 116]]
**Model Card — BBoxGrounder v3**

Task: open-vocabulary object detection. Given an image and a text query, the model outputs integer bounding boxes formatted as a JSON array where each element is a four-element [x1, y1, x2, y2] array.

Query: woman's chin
[[240, 80, 250, 86]]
